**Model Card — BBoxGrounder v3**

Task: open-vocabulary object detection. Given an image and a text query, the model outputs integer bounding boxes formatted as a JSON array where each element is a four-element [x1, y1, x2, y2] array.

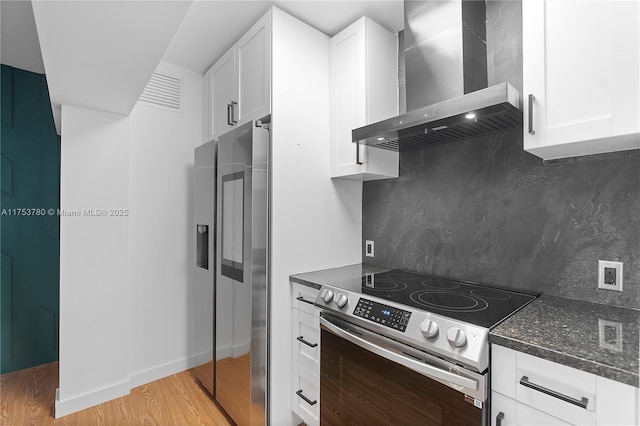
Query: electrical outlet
[[365, 240, 374, 257], [598, 260, 623, 292]]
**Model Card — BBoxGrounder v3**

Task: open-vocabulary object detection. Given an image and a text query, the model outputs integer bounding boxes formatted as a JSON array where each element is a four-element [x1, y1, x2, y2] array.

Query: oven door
[[320, 314, 488, 426]]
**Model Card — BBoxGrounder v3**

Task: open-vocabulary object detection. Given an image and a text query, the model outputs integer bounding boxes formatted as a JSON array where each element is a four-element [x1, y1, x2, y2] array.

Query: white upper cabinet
[[330, 17, 399, 180], [204, 47, 236, 142], [203, 11, 271, 142], [236, 14, 271, 126], [523, 0, 640, 160]]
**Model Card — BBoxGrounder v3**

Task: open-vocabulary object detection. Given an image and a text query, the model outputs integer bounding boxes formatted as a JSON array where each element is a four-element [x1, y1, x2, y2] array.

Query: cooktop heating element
[[360, 271, 536, 328], [315, 269, 537, 372]]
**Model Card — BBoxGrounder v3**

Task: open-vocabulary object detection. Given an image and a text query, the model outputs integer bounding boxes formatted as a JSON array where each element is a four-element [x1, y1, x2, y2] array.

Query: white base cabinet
[[522, 0, 640, 160], [491, 345, 638, 426], [290, 283, 321, 426], [329, 17, 399, 180]]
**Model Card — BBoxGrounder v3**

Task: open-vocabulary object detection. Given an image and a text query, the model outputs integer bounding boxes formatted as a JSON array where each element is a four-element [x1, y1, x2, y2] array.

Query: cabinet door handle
[[356, 141, 363, 165], [296, 336, 318, 348], [296, 296, 314, 305], [227, 103, 233, 126], [296, 389, 317, 406], [230, 101, 238, 124], [496, 412, 504, 426], [519, 376, 588, 409], [528, 94, 536, 135]]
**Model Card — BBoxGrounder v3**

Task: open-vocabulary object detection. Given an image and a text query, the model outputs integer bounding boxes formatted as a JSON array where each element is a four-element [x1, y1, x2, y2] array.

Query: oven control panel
[[353, 298, 411, 332]]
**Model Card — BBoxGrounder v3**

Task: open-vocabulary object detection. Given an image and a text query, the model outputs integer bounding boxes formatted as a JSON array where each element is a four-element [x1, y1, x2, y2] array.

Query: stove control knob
[[447, 327, 467, 348], [335, 293, 349, 308], [420, 319, 439, 339], [320, 289, 334, 303]]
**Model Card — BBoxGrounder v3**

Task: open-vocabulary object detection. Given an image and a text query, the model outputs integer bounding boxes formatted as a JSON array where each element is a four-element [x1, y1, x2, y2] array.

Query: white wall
[[270, 8, 362, 425], [56, 61, 206, 417], [128, 61, 207, 385], [57, 105, 131, 417]]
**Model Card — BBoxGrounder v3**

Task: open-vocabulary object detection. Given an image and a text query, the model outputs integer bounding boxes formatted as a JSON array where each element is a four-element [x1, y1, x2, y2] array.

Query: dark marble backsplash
[[362, 133, 639, 309]]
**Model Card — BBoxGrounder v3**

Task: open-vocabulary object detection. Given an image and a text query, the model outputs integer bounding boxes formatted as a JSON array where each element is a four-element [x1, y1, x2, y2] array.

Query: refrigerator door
[[216, 120, 269, 426], [192, 140, 216, 395]]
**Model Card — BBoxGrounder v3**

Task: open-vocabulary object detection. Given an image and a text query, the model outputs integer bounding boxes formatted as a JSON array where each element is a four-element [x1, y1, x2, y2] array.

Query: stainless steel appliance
[[215, 120, 269, 426], [353, 0, 522, 152], [191, 140, 216, 395], [315, 270, 537, 425]]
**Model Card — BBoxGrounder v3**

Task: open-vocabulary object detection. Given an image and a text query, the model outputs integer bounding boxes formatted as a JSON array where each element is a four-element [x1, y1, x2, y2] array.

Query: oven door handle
[[320, 317, 478, 390]]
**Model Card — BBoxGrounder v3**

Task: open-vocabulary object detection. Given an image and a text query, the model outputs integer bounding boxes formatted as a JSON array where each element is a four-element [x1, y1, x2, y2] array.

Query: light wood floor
[[0, 362, 234, 425]]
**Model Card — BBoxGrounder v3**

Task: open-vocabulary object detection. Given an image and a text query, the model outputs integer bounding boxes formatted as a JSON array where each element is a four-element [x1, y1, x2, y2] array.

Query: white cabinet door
[[330, 17, 399, 181], [595, 376, 639, 425], [204, 11, 272, 141], [491, 391, 516, 426], [208, 46, 237, 140], [292, 308, 320, 375], [523, 0, 640, 160], [236, 11, 271, 126], [291, 361, 319, 426]]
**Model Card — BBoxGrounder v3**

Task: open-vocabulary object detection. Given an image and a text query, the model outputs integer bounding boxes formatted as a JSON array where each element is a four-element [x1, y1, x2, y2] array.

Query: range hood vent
[[353, 0, 523, 152], [353, 83, 521, 152]]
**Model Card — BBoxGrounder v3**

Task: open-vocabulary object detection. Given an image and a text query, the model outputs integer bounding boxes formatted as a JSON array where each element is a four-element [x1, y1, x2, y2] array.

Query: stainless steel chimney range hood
[[354, 0, 522, 152], [354, 83, 521, 152]]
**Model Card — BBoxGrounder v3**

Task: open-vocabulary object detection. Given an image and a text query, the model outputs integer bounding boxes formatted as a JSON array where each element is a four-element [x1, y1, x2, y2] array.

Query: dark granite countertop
[[289, 264, 388, 290], [490, 295, 639, 388]]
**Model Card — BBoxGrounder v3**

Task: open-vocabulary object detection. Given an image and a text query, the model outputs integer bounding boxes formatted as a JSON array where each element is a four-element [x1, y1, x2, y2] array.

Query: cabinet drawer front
[[291, 362, 319, 426], [491, 345, 517, 398], [292, 308, 320, 374], [516, 351, 596, 425], [491, 391, 516, 426], [516, 401, 570, 425], [595, 376, 639, 425], [291, 283, 320, 315]]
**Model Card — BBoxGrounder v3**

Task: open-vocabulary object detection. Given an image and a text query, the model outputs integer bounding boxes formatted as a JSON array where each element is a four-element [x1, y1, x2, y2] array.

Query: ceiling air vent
[[138, 72, 181, 111]]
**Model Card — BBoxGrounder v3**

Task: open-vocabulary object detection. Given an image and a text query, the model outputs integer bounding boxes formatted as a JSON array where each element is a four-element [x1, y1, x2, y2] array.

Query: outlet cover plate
[[598, 260, 623, 292], [365, 240, 374, 257]]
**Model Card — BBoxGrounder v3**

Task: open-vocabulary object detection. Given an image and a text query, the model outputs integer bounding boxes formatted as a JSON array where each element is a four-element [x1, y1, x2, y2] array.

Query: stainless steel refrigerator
[[193, 119, 269, 426], [192, 140, 215, 395]]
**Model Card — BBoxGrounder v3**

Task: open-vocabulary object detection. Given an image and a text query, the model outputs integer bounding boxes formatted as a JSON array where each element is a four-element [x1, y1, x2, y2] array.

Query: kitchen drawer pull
[[296, 389, 317, 406], [296, 336, 318, 348], [496, 412, 504, 426], [528, 94, 536, 135], [519, 376, 588, 409], [296, 296, 314, 305], [356, 141, 363, 165]]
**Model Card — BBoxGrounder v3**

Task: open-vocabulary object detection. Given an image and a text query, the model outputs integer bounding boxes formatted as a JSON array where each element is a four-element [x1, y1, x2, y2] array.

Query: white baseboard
[[54, 350, 213, 418], [129, 349, 213, 388], [55, 379, 131, 418]]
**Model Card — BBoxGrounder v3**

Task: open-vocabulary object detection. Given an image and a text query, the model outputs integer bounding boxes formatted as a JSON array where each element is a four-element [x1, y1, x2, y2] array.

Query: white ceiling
[[1, 1, 45, 74], [30, 0, 194, 133], [163, 0, 404, 74], [2, 0, 404, 134]]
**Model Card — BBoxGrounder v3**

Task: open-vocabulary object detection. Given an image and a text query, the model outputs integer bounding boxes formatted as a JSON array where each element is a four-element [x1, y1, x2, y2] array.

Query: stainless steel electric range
[[315, 269, 537, 425]]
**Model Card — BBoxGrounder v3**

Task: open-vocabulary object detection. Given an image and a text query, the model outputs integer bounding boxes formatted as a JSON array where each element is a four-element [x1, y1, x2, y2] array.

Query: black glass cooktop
[[350, 270, 538, 329]]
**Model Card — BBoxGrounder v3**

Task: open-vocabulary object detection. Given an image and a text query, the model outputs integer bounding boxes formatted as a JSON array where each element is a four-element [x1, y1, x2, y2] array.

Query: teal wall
[[1, 64, 60, 374]]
